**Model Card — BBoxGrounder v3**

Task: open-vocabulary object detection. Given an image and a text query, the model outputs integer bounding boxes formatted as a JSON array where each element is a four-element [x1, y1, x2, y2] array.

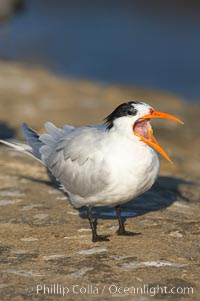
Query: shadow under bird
[[0, 101, 183, 242]]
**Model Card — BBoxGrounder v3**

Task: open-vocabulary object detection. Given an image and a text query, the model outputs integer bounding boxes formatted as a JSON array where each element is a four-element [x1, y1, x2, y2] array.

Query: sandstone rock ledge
[[0, 61, 199, 301]]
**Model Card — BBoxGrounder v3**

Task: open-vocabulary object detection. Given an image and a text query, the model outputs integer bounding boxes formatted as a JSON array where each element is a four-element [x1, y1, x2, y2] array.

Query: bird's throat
[[133, 120, 173, 164]]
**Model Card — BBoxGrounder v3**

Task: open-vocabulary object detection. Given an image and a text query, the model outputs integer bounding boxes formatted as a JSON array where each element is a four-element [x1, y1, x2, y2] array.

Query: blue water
[[0, 0, 200, 101]]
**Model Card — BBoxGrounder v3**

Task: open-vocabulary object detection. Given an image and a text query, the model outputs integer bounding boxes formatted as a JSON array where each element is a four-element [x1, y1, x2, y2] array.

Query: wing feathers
[[1, 122, 111, 200], [22, 123, 43, 160], [39, 134, 56, 147], [44, 122, 64, 140]]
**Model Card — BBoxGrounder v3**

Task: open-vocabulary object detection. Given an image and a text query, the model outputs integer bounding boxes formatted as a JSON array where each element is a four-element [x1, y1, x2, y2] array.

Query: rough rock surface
[[0, 61, 199, 301]]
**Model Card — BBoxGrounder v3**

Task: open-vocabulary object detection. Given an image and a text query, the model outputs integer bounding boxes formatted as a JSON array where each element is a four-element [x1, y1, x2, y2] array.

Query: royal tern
[[0, 101, 183, 242]]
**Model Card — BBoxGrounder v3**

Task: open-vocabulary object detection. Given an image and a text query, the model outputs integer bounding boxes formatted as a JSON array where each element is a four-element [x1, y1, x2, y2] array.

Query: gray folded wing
[[40, 123, 110, 198]]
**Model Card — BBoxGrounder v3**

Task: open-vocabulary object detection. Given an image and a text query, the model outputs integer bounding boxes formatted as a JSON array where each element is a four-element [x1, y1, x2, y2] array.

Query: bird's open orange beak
[[141, 110, 184, 124], [135, 110, 184, 164]]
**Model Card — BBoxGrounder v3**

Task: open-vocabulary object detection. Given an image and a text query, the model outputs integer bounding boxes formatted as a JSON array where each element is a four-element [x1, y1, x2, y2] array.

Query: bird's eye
[[127, 108, 137, 116]]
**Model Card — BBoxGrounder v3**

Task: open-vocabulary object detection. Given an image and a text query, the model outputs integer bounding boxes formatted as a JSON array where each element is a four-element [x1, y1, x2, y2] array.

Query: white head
[[105, 101, 183, 163]]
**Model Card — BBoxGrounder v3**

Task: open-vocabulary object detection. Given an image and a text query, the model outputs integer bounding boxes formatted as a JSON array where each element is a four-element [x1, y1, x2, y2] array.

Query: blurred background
[[0, 0, 200, 102]]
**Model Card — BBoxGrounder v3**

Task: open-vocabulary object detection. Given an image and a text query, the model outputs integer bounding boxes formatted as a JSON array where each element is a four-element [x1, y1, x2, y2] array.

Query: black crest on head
[[104, 101, 140, 129]]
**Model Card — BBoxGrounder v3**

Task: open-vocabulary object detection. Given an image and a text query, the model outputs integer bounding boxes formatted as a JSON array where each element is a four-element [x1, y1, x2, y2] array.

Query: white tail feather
[[0, 139, 31, 151]]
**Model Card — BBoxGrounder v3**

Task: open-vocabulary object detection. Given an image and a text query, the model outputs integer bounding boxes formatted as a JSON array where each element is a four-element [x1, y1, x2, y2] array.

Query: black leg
[[115, 205, 140, 236], [87, 207, 109, 242]]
